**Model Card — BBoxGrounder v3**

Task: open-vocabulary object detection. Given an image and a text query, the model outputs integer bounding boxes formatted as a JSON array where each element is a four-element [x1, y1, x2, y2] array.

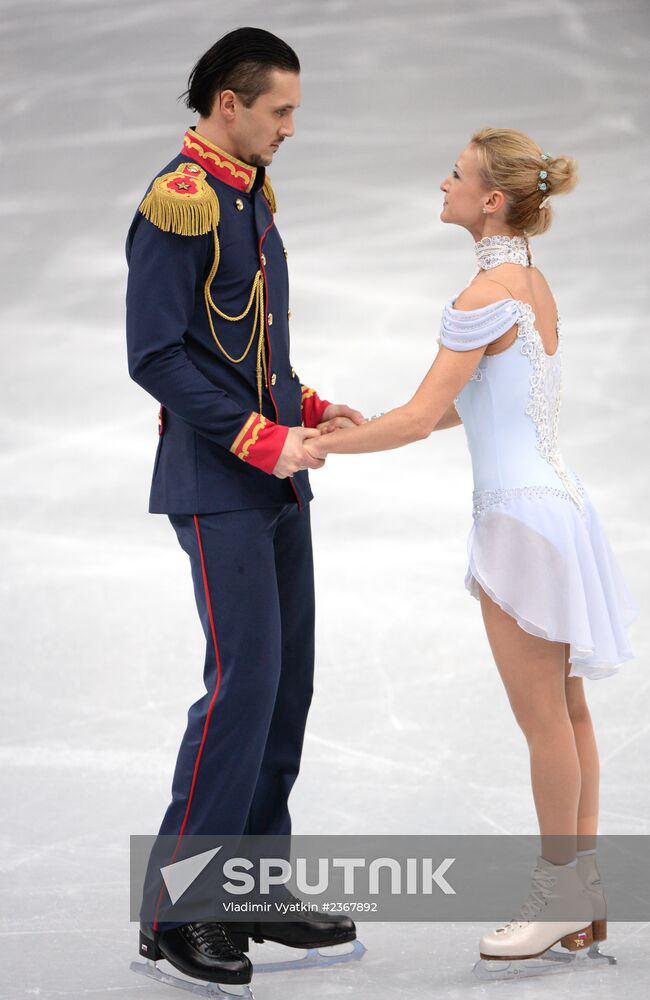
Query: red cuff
[[230, 413, 289, 475], [301, 386, 331, 428]]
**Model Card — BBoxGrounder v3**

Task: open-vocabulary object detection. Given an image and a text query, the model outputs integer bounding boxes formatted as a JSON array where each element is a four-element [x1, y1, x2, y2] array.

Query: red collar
[[182, 128, 257, 192]]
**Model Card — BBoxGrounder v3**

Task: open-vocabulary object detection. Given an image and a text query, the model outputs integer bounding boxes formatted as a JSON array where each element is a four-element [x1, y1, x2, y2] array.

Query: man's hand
[[272, 427, 325, 479]]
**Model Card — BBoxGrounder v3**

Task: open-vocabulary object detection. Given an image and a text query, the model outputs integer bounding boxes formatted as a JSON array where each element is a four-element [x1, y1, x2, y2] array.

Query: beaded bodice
[[440, 293, 584, 514], [437, 234, 584, 515]]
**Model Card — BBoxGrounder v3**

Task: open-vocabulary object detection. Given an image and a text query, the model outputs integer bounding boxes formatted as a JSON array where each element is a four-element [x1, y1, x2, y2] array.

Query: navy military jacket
[[126, 128, 331, 514]]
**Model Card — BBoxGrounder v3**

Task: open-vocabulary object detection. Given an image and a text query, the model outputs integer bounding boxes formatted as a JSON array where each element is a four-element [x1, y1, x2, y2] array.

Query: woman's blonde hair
[[470, 127, 578, 237]]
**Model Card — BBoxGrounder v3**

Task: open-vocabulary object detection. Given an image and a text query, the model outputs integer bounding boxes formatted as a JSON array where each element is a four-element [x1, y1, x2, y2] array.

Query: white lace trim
[[459, 298, 584, 511], [473, 483, 586, 519], [474, 235, 531, 270], [514, 301, 584, 510]]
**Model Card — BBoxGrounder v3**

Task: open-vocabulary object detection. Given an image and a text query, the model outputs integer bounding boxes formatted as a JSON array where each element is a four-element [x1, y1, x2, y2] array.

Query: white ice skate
[[576, 851, 616, 965], [473, 856, 616, 981]]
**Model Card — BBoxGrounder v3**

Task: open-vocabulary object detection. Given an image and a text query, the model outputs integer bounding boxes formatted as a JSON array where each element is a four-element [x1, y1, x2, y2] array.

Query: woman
[[303, 128, 637, 962]]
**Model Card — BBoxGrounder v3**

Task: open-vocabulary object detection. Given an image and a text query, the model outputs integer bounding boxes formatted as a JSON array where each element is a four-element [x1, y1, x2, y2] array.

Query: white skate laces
[[498, 865, 556, 933], [474, 855, 616, 979]]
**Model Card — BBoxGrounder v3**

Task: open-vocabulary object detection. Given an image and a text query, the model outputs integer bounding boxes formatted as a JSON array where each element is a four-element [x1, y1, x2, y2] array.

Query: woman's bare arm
[[305, 282, 513, 459], [433, 403, 462, 430], [305, 342, 483, 458]]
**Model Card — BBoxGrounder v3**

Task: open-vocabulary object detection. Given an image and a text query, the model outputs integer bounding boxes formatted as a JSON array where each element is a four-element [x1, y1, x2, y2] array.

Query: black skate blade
[[130, 959, 255, 999], [473, 942, 616, 982]]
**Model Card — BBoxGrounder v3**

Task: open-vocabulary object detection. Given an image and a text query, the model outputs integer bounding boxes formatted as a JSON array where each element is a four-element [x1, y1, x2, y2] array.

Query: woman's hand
[[317, 415, 357, 434], [298, 334, 483, 458], [304, 435, 328, 462], [320, 403, 365, 426]]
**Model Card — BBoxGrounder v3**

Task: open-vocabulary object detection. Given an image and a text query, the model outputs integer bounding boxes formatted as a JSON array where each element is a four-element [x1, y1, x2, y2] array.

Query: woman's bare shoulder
[[528, 266, 554, 295], [453, 274, 515, 312]]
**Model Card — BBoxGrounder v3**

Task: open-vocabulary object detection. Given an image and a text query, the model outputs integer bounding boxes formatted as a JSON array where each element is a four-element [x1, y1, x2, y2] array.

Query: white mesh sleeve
[[439, 298, 519, 351]]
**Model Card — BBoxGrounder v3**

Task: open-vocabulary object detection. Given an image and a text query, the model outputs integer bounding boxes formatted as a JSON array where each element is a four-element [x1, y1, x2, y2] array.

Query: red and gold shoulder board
[[139, 162, 220, 236]]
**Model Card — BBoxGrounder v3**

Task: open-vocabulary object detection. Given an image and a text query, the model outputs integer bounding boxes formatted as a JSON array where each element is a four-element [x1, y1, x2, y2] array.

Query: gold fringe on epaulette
[[262, 176, 277, 214], [139, 172, 220, 236]]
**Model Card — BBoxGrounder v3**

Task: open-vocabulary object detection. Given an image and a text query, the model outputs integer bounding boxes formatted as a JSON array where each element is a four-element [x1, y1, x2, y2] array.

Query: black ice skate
[[131, 921, 254, 998], [223, 892, 366, 973]]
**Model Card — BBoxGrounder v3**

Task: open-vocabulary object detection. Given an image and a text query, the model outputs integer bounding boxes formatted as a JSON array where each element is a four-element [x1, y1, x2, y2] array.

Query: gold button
[[287, 308, 293, 321], [267, 312, 273, 326], [271, 373, 277, 386], [261, 253, 266, 266], [291, 367, 296, 379], [235, 198, 244, 211], [283, 247, 288, 258]]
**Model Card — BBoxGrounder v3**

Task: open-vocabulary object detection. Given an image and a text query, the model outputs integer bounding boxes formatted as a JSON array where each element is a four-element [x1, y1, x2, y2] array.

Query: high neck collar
[[474, 234, 531, 269], [181, 128, 262, 193]]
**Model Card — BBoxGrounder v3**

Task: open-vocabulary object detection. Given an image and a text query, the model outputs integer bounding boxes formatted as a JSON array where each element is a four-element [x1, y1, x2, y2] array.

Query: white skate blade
[[473, 942, 616, 981], [252, 938, 366, 974], [130, 959, 254, 998]]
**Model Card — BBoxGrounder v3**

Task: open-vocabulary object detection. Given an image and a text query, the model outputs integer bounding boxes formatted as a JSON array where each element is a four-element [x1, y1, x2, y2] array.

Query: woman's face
[[440, 143, 492, 229]]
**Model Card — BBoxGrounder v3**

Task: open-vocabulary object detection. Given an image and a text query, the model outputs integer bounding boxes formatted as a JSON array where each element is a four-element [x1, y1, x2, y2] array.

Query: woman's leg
[[478, 587, 580, 863], [564, 656, 600, 849]]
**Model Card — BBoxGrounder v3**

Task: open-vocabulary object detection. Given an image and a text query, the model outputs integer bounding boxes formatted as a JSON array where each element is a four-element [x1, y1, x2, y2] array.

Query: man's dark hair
[[183, 27, 300, 116]]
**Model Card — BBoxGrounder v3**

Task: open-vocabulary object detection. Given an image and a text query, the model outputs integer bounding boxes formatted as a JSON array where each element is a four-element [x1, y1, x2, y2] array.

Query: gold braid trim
[[183, 134, 255, 189], [238, 415, 267, 461], [230, 414, 268, 461], [204, 230, 268, 412], [262, 176, 277, 214], [230, 413, 258, 455], [139, 167, 220, 236]]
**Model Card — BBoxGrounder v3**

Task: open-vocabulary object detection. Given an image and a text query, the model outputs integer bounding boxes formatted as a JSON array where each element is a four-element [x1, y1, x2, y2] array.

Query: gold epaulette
[[262, 176, 277, 214], [139, 163, 219, 236]]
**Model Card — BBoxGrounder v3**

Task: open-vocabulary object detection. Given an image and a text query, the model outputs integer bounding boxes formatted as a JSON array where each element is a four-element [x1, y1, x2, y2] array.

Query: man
[[126, 27, 362, 988]]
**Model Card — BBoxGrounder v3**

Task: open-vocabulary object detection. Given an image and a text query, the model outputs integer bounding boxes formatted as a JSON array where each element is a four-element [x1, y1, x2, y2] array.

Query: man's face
[[231, 70, 301, 167]]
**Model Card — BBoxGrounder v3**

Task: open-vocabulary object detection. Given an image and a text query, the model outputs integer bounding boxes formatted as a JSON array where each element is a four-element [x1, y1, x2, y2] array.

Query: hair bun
[[545, 155, 579, 197], [471, 128, 579, 237]]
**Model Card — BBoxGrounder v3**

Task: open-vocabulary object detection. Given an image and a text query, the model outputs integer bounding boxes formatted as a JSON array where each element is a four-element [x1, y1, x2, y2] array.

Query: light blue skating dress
[[439, 235, 637, 679]]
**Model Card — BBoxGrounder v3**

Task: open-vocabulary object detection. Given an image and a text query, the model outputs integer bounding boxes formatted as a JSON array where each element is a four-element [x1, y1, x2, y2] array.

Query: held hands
[[272, 427, 325, 479], [304, 402, 366, 464], [303, 435, 326, 464], [273, 405, 365, 477], [317, 403, 365, 434]]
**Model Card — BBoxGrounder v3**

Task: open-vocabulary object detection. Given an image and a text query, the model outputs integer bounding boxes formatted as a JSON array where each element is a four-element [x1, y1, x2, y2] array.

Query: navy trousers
[[141, 503, 315, 926]]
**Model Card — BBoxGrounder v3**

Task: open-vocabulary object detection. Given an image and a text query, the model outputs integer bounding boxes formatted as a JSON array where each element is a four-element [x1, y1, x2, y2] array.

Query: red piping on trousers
[[152, 514, 223, 930]]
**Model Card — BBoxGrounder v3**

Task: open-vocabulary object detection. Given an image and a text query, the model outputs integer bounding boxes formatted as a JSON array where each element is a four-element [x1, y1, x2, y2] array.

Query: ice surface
[[1, 0, 649, 997]]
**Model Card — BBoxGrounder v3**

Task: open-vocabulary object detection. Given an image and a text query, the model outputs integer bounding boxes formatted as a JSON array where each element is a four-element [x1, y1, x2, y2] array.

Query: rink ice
[[1, 0, 649, 997]]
